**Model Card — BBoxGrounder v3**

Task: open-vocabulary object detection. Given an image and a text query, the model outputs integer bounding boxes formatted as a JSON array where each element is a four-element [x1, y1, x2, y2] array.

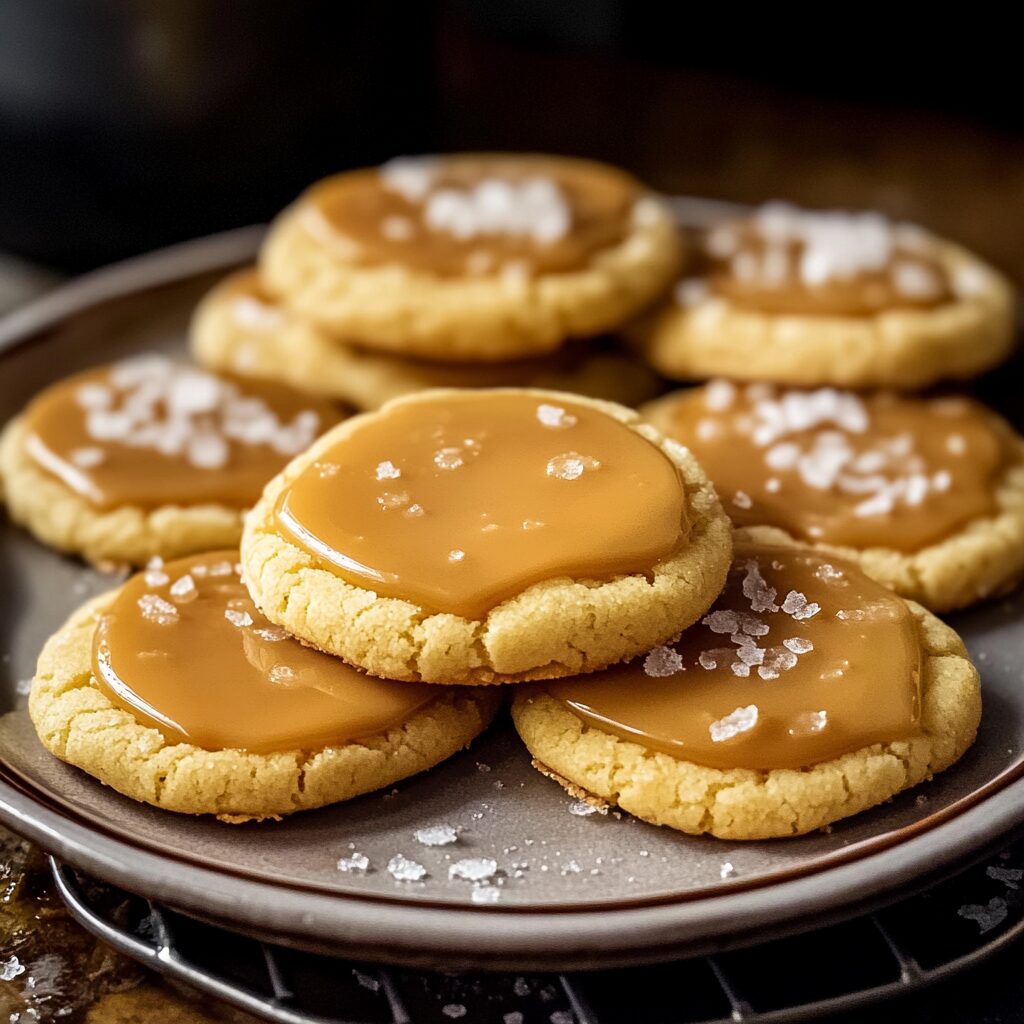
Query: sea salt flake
[[414, 824, 460, 847], [782, 590, 821, 620], [732, 490, 753, 510], [643, 646, 684, 677], [987, 866, 1024, 889], [568, 800, 599, 817], [137, 594, 178, 625], [169, 574, 196, 600], [337, 852, 370, 873], [783, 637, 814, 654], [742, 559, 779, 612], [377, 491, 410, 510], [387, 854, 428, 881], [254, 626, 289, 641], [550, 1011, 574, 1024], [144, 568, 170, 587], [710, 705, 758, 743], [375, 460, 401, 480], [537, 404, 577, 429], [224, 608, 254, 628], [448, 549, 466, 563], [405, 503, 426, 518], [269, 665, 296, 684], [790, 710, 828, 735], [449, 858, 498, 883], [434, 447, 466, 470], [546, 452, 601, 480], [703, 610, 739, 635], [958, 898, 1008, 934], [1, 956, 26, 981], [442, 1004, 468, 1019], [505, 1013, 525, 1024]]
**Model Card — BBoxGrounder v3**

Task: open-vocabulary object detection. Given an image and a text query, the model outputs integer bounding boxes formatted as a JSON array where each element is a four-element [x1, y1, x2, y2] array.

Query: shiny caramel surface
[[23, 357, 339, 510], [682, 205, 953, 317], [302, 154, 640, 277], [275, 392, 687, 619], [92, 551, 436, 753], [544, 543, 922, 771], [660, 383, 1014, 551]]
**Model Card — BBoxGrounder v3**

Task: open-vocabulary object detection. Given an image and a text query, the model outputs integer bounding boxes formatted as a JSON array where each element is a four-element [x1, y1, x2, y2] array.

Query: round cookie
[[643, 382, 1024, 612], [512, 543, 981, 840], [191, 268, 665, 410], [29, 552, 501, 820], [639, 203, 1014, 389], [0, 356, 340, 566], [241, 388, 733, 685], [259, 154, 682, 362]]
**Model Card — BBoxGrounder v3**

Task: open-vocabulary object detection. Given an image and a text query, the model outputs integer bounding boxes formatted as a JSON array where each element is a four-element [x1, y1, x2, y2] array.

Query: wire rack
[[51, 837, 1024, 1024]]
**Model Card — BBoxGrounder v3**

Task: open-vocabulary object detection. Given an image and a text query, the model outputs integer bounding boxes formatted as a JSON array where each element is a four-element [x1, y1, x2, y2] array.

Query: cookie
[[191, 268, 664, 410], [639, 202, 1014, 389], [0, 356, 341, 566], [28, 551, 501, 820], [643, 382, 1024, 611], [512, 542, 981, 840], [259, 154, 681, 362], [242, 388, 732, 684]]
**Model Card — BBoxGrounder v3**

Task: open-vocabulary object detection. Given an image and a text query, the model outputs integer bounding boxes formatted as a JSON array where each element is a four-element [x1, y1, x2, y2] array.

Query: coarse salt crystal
[[414, 824, 460, 847], [387, 855, 428, 881], [732, 490, 753, 510], [375, 460, 401, 480], [224, 608, 253, 628], [254, 626, 289, 641], [720, 862, 737, 879], [137, 594, 178, 625], [378, 491, 410, 511], [169, 574, 196, 600], [710, 705, 759, 742], [537, 403, 578, 429], [742, 559, 779, 612], [449, 858, 498, 883], [448, 549, 466, 563], [434, 447, 466, 470], [337, 852, 370, 873], [269, 665, 295, 684], [643, 646, 685, 677], [783, 637, 814, 654], [471, 886, 501, 904], [546, 452, 601, 480], [782, 590, 821, 620]]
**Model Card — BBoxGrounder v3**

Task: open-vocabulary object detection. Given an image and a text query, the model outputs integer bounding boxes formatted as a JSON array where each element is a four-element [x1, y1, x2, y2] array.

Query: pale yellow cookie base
[[28, 593, 502, 819], [642, 396, 1024, 612], [512, 603, 980, 839], [639, 241, 1015, 389], [191, 270, 665, 411], [241, 388, 733, 685], [0, 418, 245, 567], [259, 196, 682, 362]]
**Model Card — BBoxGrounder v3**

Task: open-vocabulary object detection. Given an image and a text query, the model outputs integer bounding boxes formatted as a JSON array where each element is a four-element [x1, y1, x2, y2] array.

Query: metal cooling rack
[[51, 839, 1024, 1024]]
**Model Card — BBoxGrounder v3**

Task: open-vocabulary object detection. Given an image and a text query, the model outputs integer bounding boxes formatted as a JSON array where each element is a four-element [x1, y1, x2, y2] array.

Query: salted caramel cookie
[[259, 154, 682, 362], [512, 542, 981, 840], [0, 356, 341, 566], [191, 268, 664, 410], [29, 551, 501, 820], [241, 388, 732, 685], [639, 203, 1014, 388], [643, 382, 1024, 611]]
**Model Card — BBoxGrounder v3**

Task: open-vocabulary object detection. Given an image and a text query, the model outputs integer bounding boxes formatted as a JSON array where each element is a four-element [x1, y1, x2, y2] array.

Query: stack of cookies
[[191, 154, 679, 411], [10, 157, 1020, 845]]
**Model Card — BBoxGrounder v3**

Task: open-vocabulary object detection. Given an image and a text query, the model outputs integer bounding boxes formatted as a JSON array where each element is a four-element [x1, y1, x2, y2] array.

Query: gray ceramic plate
[[0, 223, 1023, 972]]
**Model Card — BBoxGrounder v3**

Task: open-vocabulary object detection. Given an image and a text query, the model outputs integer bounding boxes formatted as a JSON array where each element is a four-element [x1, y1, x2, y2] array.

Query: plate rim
[[1, 223, 1023, 970]]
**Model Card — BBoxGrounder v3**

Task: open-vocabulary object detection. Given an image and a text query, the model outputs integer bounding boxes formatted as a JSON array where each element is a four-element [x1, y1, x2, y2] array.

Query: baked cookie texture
[[642, 396, 1024, 613], [191, 269, 665, 411], [512, 603, 980, 840], [28, 593, 502, 820], [260, 187, 682, 363], [0, 417, 246, 567], [639, 240, 1015, 389], [241, 389, 733, 685]]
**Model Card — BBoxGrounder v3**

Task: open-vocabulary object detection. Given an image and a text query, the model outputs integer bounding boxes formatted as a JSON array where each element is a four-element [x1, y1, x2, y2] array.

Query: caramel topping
[[679, 204, 952, 317], [302, 155, 642, 278], [544, 543, 922, 771], [23, 357, 340, 510], [662, 382, 1015, 551], [275, 392, 687, 619], [92, 551, 436, 753]]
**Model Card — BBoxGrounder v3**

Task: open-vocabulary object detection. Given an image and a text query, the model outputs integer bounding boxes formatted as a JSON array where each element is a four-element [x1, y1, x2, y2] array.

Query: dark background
[[1, 1, 1022, 280]]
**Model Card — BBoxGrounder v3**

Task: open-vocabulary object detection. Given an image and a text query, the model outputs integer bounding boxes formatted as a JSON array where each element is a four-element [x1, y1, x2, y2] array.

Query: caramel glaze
[[303, 155, 641, 277], [23, 360, 340, 510], [92, 551, 437, 754], [663, 384, 1016, 551], [275, 392, 688, 620], [543, 543, 922, 771], [690, 226, 952, 317]]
